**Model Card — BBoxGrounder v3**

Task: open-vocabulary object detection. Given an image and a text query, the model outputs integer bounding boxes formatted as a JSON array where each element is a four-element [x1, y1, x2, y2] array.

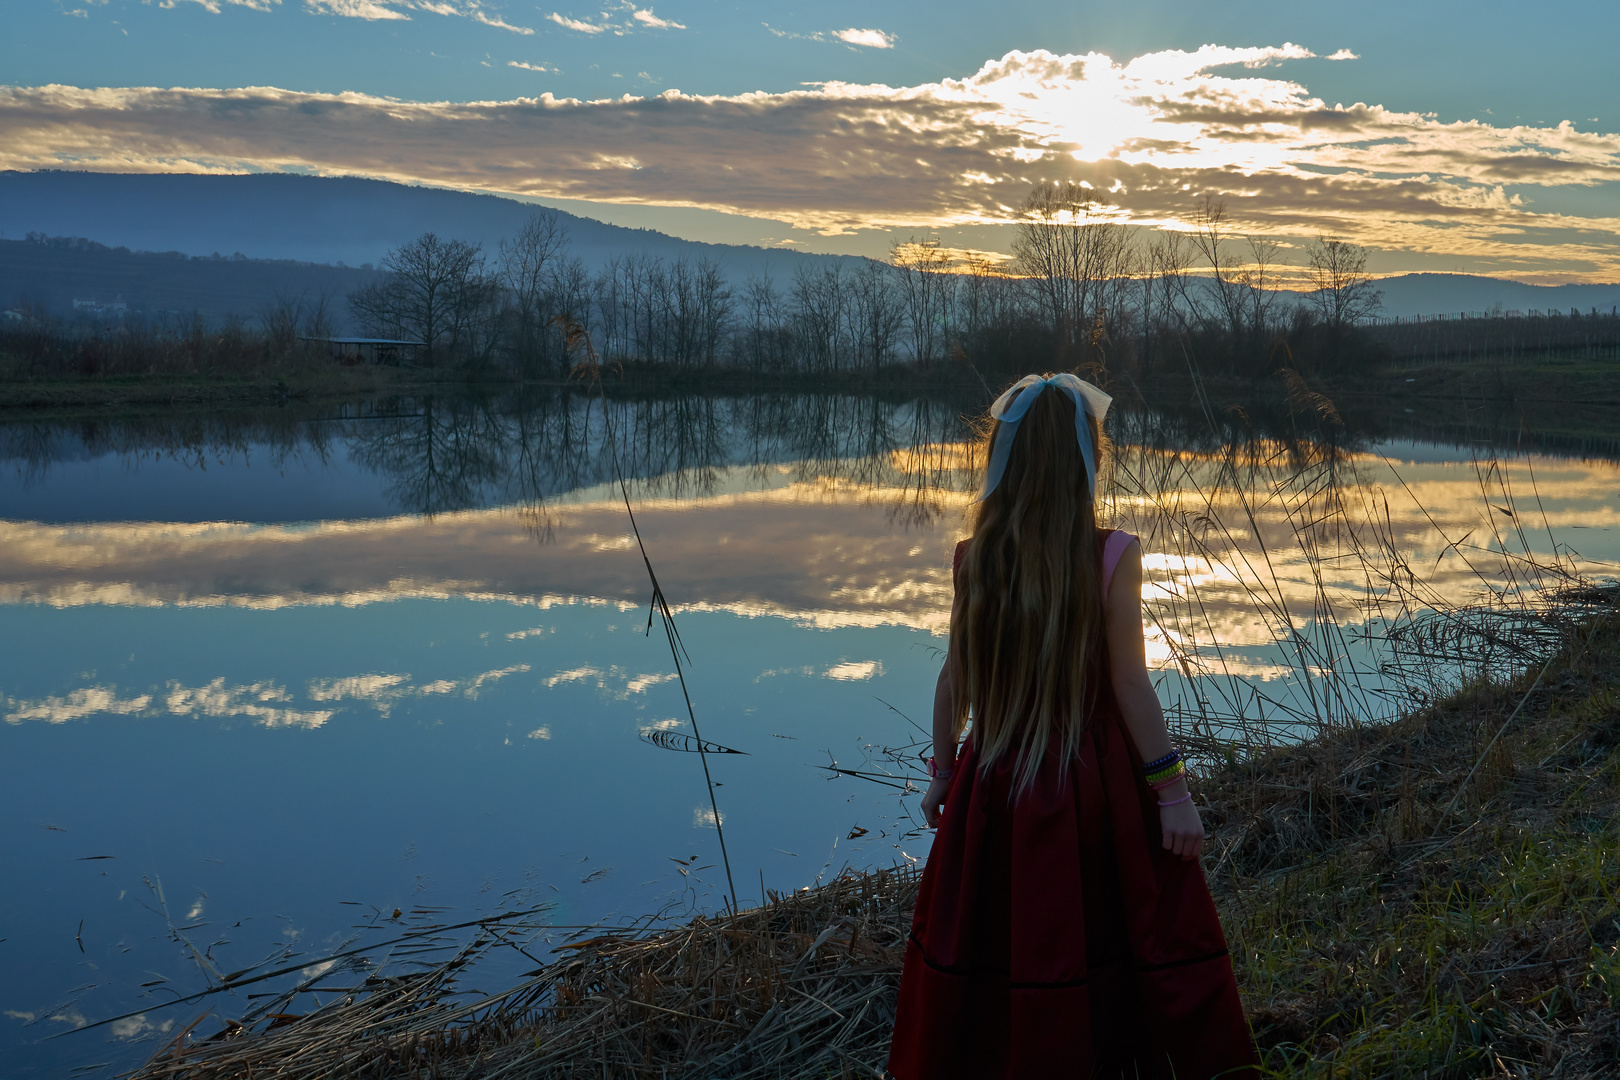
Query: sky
[[2, 0, 1618, 281]]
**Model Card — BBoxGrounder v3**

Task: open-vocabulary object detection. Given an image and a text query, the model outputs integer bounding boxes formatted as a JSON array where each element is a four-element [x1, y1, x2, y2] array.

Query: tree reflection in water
[[4, 386, 1616, 747], [327, 388, 983, 524]]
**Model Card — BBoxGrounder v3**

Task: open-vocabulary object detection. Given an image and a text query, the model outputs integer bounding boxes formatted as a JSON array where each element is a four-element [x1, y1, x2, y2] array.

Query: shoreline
[[6, 359, 1620, 460], [3, 351, 1619, 407], [129, 589, 1620, 1078]]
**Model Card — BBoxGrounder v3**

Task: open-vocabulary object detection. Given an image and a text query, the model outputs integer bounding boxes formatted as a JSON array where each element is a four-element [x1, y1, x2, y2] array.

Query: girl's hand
[[1160, 800, 1205, 861], [921, 775, 951, 828]]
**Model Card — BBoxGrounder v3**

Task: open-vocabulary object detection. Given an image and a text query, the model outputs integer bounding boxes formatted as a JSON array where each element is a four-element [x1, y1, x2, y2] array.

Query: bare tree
[[1186, 197, 1288, 368], [690, 258, 733, 368], [499, 211, 569, 368], [957, 253, 1019, 351], [350, 232, 494, 366], [1011, 182, 1134, 361], [1240, 234, 1286, 350], [890, 238, 955, 367], [303, 290, 335, 341], [259, 290, 307, 355], [847, 259, 903, 372], [1140, 230, 1196, 375], [1305, 236, 1383, 335], [592, 256, 630, 361], [792, 264, 849, 372], [1187, 196, 1248, 348], [738, 268, 791, 372]]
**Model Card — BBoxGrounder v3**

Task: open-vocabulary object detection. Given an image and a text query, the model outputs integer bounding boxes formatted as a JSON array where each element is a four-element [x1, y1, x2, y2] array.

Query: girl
[[888, 374, 1257, 1079]]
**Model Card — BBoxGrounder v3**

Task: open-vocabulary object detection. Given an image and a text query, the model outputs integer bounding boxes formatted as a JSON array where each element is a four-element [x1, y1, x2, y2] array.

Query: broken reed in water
[[131, 866, 917, 1080]]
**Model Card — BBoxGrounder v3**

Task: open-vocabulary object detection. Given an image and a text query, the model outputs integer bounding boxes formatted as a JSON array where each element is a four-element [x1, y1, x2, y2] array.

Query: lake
[[3, 387, 1618, 1076]]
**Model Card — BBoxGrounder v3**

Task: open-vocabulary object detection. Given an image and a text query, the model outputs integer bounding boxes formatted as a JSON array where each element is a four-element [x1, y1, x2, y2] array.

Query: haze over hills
[[0, 171, 852, 280], [1, 171, 1617, 322], [0, 237, 380, 331]]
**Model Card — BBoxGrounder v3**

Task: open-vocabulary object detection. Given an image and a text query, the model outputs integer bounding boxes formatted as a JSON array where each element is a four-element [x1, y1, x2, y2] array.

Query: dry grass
[[1207, 591, 1620, 1077], [130, 867, 917, 1080]]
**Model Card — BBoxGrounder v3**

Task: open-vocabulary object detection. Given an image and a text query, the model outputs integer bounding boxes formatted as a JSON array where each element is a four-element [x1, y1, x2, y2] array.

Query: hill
[[1363, 272, 1620, 319], [0, 171, 852, 282], [2, 172, 1616, 322], [0, 236, 379, 330]]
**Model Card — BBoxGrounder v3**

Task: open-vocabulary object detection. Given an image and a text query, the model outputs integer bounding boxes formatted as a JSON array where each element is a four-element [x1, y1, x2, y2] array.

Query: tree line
[[349, 184, 1388, 380]]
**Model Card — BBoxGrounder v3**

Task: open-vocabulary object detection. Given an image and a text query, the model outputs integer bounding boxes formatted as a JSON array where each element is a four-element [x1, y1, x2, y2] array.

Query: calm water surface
[[2, 391, 1617, 1076]]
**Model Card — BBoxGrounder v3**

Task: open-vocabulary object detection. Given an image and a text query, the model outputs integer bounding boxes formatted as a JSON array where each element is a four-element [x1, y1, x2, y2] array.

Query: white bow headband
[[976, 374, 1113, 502]]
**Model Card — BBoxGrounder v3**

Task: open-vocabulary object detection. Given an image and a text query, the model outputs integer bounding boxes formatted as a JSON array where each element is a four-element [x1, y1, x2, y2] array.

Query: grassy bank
[[128, 590, 1619, 1079], [1209, 590, 1620, 1076]]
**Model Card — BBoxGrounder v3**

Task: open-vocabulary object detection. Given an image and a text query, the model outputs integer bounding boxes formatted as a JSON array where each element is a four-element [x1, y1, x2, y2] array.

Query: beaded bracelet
[[1145, 760, 1185, 786], [1149, 769, 1188, 791], [1157, 792, 1192, 808], [1141, 750, 1181, 774]]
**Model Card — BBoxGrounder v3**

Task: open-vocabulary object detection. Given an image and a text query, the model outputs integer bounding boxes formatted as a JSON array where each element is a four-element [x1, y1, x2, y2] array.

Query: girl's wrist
[[1154, 777, 1189, 800]]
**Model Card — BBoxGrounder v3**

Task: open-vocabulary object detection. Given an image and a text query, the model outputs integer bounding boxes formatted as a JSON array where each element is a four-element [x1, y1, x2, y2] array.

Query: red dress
[[888, 533, 1257, 1080]]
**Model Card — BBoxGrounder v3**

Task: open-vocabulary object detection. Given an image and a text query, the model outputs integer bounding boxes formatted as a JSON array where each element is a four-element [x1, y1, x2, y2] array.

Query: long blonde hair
[[951, 376, 1110, 793]]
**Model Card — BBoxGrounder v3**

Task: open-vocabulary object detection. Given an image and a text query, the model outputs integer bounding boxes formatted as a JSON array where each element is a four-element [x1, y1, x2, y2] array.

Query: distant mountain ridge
[[0, 236, 380, 331], [2, 171, 1617, 320], [0, 170, 852, 281], [1356, 273, 1620, 320]]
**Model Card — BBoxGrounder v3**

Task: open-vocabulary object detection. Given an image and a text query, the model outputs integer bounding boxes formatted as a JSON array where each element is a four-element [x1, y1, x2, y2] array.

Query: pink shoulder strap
[[1102, 530, 1137, 599]]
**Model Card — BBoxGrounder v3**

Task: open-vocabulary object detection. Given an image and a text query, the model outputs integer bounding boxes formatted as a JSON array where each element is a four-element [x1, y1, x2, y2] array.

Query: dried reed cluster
[[132, 867, 917, 1080], [1203, 589, 1620, 1075]]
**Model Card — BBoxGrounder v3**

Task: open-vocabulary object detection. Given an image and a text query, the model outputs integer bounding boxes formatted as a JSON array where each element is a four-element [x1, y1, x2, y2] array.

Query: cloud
[[2, 678, 337, 727], [306, 673, 413, 713], [461, 4, 531, 33], [306, 664, 532, 710], [165, 678, 335, 728], [546, 11, 602, 33], [509, 61, 557, 73], [305, 0, 531, 31], [823, 660, 884, 681], [544, 665, 603, 687], [1326, 49, 1359, 61], [547, 2, 679, 35], [541, 664, 676, 698], [462, 662, 530, 697], [4, 686, 152, 724], [4, 663, 549, 730], [304, 0, 406, 19], [108, 1013, 176, 1040], [161, 0, 280, 11], [630, 8, 683, 30], [5, 43, 1616, 276], [767, 24, 895, 49], [832, 28, 894, 49]]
